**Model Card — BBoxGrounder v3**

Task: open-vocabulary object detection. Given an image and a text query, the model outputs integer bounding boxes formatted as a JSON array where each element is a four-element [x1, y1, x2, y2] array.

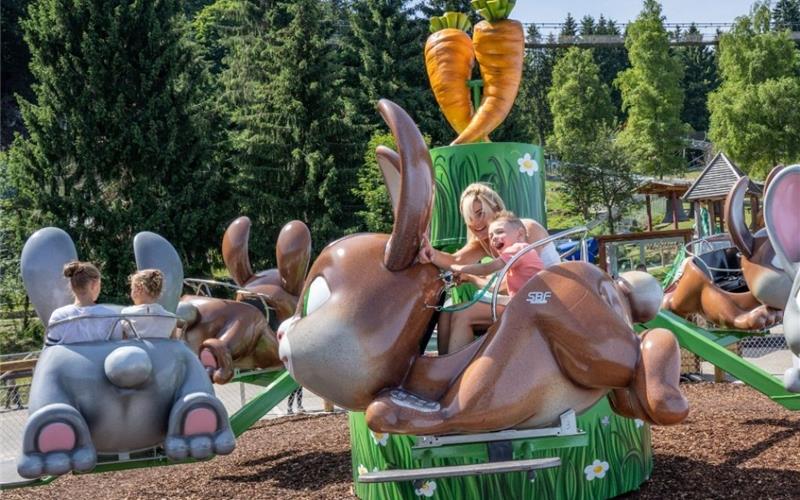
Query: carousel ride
[[5, 0, 800, 496]]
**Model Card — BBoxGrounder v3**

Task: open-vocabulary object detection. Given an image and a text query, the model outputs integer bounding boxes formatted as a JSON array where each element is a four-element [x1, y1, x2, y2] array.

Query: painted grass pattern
[[350, 397, 652, 499], [430, 143, 546, 249]]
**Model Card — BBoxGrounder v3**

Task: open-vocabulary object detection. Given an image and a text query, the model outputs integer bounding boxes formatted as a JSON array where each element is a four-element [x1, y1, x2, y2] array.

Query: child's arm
[[451, 257, 505, 277]]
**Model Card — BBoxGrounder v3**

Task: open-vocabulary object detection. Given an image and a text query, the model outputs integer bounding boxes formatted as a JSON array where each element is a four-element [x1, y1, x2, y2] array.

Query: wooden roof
[[636, 178, 692, 196], [682, 152, 762, 202]]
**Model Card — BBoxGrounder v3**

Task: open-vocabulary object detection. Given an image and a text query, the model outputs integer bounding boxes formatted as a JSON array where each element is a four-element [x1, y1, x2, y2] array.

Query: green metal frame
[[641, 311, 800, 410], [2, 369, 298, 490]]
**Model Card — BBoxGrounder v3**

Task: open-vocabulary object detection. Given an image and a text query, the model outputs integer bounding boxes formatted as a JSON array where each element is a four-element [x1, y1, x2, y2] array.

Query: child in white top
[[47, 261, 122, 345], [121, 269, 177, 338]]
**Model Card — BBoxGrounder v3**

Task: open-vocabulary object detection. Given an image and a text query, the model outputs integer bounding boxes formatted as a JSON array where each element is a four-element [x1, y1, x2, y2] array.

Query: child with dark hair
[[121, 269, 177, 338], [47, 261, 122, 344]]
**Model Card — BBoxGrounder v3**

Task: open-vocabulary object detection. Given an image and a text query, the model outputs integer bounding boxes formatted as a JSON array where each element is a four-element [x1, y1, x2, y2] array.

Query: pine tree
[[344, 0, 447, 145], [616, 0, 687, 177], [677, 24, 719, 132], [580, 15, 596, 36], [1, 0, 33, 148], [773, 0, 800, 31], [592, 16, 628, 122], [709, 4, 800, 176], [4, 0, 231, 301], [224, 0, 361, 261], [561, 13, 578, 37]]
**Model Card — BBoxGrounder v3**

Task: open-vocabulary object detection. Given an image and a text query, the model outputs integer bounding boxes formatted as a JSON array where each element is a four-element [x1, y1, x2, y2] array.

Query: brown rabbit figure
[[180, 219, 311, 384], [662, 167, 790, 331], [277, 99, 688, 435]]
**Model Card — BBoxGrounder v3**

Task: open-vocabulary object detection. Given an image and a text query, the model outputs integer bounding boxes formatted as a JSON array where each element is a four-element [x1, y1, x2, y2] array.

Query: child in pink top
[[429, 211, 544, 353]]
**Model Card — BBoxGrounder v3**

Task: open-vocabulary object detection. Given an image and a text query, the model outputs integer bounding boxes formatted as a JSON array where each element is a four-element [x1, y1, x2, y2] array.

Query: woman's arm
[[419, 238, 490, 268]]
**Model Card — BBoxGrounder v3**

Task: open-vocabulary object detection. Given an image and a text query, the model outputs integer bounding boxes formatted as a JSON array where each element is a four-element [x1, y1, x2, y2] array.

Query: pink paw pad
[[200, 349, 217, 369], [184, 407, 218, 435], [37, 422, 76, 453]]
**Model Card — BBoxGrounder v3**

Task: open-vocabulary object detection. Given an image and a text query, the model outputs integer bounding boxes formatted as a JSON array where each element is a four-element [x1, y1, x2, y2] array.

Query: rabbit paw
[[17, 403, 96, 478], [164, 392, 235, 460], [784, 367, 800, 393]]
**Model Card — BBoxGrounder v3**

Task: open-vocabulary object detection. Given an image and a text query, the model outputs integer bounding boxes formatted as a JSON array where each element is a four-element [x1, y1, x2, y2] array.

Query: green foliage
[[192, 0, 244, 74], [354, 132, 396, 233], [548, 47, 620, 223], [583, 15, 629, 122], [345, 0, 447, 145], [676, 24, 719, 132], [548, 48, 615, 160], [1, 0, 33, 148], [4, 0, 232, 303], [419, 0, 480, 26], [616, 0, 688, 177], [493, 24, 555, 144], [222, 0, 359, 265], [773, 0, 800, 31], [709, 4, 800, 176]]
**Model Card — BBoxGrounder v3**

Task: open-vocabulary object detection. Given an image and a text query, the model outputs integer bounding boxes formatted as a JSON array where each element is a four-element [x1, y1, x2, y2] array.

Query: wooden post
[[645, 194, 653, 231], [708, 200, 716, 234], [694, 201, 702, 238], [750, 195, 760, 230], [671, 192, 679, 230]]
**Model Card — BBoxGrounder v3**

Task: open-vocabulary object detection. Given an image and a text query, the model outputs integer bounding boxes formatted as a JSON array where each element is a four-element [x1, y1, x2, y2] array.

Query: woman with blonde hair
[[419, 183, 559, 353], [121, 269, 177, 338]]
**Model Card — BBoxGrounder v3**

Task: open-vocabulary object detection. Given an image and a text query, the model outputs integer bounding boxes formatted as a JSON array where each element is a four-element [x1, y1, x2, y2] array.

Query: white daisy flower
[[517, 153, 539, 176], [415, 479, 437, 497], [584, 459, 610, 480], [370, 430, 389, 446]]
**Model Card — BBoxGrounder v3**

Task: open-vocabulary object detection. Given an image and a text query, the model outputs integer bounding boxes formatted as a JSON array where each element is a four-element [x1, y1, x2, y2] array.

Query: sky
[[514, 1, 758, 25]]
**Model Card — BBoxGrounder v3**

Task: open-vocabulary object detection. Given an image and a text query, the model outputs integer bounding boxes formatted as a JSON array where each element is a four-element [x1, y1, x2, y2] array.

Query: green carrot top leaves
[[429, 11, 472, 33], [471, 0, 516, 22]]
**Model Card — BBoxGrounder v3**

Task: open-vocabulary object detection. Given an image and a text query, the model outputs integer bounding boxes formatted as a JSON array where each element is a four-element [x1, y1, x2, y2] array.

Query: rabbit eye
[[303, 276, 331, 317]]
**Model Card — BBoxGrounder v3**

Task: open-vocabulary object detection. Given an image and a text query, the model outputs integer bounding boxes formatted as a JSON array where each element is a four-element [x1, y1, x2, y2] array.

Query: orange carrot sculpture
[[424, 12, 475, 136], [452, 0, 524, 145]]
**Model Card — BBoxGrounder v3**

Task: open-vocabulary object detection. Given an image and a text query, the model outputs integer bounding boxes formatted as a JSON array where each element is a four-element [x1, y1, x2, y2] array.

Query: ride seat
[[692, 247, 748, 293]]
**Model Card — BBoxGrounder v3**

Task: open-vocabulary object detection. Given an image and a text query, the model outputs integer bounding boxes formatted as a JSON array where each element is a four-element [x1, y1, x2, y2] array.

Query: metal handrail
[[683, 234, 743, 275], [45, 312, 178, 345], [491, 226, 589, 322], [183, 278, 276, 322]]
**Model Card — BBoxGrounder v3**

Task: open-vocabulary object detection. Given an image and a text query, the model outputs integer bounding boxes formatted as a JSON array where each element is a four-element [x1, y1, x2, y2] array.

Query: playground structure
[[3, 224, 301, 489], [2, 0, 800, 496]]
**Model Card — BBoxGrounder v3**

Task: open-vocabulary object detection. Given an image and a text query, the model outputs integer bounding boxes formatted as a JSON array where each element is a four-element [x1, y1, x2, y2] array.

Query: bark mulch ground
[[6, 383, 800, 499]]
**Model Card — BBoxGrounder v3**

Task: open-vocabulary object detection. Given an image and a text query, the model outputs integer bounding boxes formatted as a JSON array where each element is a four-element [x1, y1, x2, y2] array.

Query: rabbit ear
[[21, 228, 78, 324], [765, 165, 800, 277], [725, 176, 754, 259], [377, 99, 433, 271], [133, 232, 184, 313], [222, 216, 254, 286], [276, 220, 311, 297], [376, 145, 401, 213]]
